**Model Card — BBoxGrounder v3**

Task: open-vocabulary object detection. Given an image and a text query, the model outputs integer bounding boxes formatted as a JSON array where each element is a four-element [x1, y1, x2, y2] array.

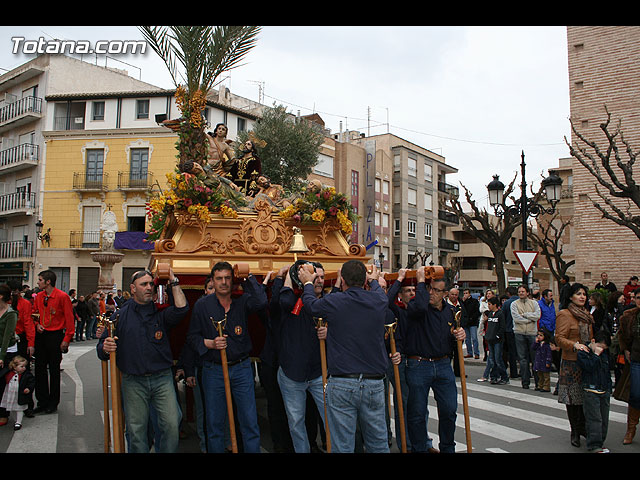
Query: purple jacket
[[533, 341, 553, 372]]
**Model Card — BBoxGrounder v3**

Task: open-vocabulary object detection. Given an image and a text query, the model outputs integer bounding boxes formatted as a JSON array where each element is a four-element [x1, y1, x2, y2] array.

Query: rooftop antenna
[[248, 80, 264, 104]]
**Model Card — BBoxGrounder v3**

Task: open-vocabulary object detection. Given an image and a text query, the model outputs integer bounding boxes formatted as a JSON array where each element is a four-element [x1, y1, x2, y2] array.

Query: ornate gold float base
[[150, 198, 368, 277]]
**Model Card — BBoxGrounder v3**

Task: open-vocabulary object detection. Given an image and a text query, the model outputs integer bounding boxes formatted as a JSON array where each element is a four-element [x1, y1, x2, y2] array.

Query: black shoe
[[571, 432, 581, 447], [24, 409, 34, 418], [522, 384, 529, 389], [45, 406, 57, 414], [32, 406, 47, 414]]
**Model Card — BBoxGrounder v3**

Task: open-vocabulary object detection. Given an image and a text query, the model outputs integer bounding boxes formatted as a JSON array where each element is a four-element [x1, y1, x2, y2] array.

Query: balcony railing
[[0, 192, 36, 214], [117, 171, 154, 190], [0, 96, 43, 125], [438, 209, 459, 225], [73, 172, 108, 191], [0, 143, 39, 172], [438, 238, 460, 251], [0, 240, 33, 260], [437, 181, 459, 197], [70, 231, 102, 249]]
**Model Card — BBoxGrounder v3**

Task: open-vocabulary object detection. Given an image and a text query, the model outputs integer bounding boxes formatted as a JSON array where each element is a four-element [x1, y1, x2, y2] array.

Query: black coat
[[0, 367, 35, 406], [461, 297, 480, 328]]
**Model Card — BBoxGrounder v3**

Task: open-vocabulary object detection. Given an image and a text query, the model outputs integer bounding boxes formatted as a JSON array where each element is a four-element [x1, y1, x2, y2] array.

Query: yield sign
[[513, 250, 539, 275]]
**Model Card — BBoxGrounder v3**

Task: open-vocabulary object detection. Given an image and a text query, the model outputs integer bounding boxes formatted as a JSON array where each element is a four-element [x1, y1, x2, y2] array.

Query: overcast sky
[[1, 25, 571, 208]]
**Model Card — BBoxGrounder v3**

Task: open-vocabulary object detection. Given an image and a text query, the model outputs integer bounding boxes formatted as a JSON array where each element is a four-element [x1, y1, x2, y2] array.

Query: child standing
[[576, 330, 613, 453], [480, 296, 509, 385], [533, 329, 553, 392], [0, 355, 35, 430]]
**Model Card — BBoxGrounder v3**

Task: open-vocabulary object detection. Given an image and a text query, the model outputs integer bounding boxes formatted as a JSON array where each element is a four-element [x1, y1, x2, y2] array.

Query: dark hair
[[204, 275, 214, 288], [628, 276, 639, 285], [311, 261, 324, 270], [537, 328, 551, 342], [607, 291, 624, 311], [562, 274, 570, 282], [39, 269, 57, 287], [594, 329, 611, 347], [506, 286, 517, 296], [568, 282, 587, 299], [488, 296, 500, 306], [211, 261, 233, 275], [541, 289, 552, 298], [633, 287, 640, 296], [518, 284, 530, 293], [589, 291, 603, 309], [0, 284, 11, 303], [7, 280, 21, 292], [340, 260, 367, 288], [131, 270, 153, 284]]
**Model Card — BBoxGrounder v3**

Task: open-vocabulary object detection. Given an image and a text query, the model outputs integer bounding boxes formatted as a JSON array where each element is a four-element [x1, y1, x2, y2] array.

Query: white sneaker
[[476, 377, 488, 382]]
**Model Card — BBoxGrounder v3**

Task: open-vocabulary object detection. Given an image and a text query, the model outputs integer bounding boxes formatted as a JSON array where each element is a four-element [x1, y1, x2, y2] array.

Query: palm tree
[[139, 26, 261, 170]]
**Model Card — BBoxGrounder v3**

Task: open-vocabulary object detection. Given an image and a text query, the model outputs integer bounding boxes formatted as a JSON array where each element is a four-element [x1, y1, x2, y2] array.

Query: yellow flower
[[336, 210, 353, 234], [279, 205, 297, 219], [219, 204, 238, 218], [188, 204, 211, 222], [311, 209, 326, 222]]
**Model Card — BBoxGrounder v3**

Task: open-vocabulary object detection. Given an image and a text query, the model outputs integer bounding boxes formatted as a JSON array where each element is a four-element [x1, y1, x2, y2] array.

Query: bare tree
[[565, 106, 640, 239], [441, 175, 543, 294], [528, 213, 574, 284]]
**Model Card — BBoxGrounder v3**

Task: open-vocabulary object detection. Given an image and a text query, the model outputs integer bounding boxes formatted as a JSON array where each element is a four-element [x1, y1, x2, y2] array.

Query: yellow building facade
[[39, 129, 178, 296]]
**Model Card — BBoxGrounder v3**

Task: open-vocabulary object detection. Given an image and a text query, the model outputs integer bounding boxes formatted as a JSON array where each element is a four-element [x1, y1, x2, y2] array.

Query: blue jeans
[[86, 316, 97, 339], [515, 333, 536, 387], [120, 368, 182, 453], [483, 341, 508, 382], [201, 358, 260, 453], [277, 367, 325, 453], [582, 390, 610, 451], [325, 375, 389, 453], [406, 357, 458, 453], [387, 357, 432, 451], [464, 326, 479, 357]]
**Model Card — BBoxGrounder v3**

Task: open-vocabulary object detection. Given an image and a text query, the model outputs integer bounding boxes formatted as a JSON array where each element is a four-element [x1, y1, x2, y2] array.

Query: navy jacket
[[484, 309, 505, 345], [577, 348, 612, 394], [260, 276, 285, 367], [278, 284, 322, 382], [502, 296, 517, 333], [386, 280, 409, 354], [301, 280, 388, 377], [187, 275, 268, 364], [405, 281, 456, 359], [96, 300, 189, 375]]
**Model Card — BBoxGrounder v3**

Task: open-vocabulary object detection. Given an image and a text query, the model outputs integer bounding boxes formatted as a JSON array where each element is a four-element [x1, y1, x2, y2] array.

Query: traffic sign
[[513, 250, 539, 275]]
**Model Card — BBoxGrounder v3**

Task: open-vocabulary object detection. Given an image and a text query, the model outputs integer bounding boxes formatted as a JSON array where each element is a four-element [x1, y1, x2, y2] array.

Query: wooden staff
[[315, 317, 331, 453], [454, 310, 472, 453], [107, 315, 125, 453], [385, 320, 407, 453], [98, 315, 111, 453], [213, 314, 238, 453]]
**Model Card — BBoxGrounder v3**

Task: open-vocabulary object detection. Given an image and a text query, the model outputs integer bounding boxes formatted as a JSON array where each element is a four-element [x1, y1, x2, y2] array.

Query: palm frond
[[139, 26, 181, 87]]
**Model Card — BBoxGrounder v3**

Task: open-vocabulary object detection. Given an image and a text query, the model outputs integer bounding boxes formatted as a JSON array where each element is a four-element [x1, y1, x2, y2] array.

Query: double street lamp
[[487, 151, 563, 285]]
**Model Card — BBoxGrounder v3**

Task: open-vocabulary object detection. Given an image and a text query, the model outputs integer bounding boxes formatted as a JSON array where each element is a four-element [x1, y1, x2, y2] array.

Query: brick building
[[566, 26, 640, 290]]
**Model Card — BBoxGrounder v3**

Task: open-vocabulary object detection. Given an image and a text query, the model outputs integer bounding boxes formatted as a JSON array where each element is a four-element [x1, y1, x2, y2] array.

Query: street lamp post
[[487, 151, 563, 286]]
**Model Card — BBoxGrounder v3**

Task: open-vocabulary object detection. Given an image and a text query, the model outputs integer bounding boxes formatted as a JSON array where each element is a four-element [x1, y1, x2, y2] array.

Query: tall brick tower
[[566, 26, 640, 290]]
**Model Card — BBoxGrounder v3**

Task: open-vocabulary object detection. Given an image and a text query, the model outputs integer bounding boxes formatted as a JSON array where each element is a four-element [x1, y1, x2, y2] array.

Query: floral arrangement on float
[[279, 182, 359, 236], [146, 170, 239, 242]]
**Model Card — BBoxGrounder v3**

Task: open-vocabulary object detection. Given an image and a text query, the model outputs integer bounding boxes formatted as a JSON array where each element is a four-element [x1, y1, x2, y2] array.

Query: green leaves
[[139, 26, 261, 94], [238, 105, 324, 193]]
